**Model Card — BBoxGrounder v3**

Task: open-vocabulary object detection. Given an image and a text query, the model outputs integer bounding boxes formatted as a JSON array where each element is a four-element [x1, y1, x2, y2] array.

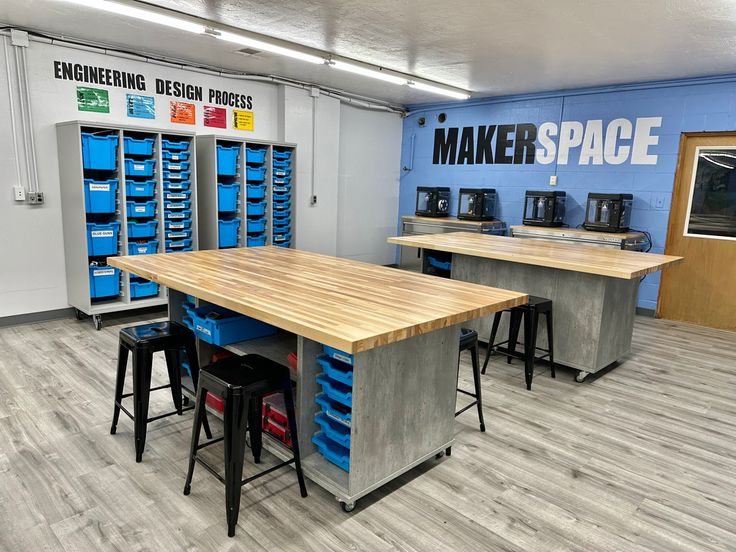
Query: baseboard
[[636, 307, 656, 317], [0, 307, 75, 328]]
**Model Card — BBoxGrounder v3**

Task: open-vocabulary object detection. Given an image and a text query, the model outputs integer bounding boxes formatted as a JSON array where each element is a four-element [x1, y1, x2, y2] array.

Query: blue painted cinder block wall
[[398, 75, 736, 310]]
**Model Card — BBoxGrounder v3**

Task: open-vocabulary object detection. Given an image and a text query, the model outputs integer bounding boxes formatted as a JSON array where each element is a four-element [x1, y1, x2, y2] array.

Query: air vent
[[236, 47, 262, 56]]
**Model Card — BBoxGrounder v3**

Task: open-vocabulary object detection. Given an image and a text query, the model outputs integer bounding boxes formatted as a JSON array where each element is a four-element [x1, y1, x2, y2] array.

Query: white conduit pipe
[[16, 43, 40, 192], [3, 37, 23, 190]]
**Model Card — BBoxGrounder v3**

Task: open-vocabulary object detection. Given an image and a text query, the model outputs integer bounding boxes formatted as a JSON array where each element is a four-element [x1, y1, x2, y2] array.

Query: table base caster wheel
[[435, 451, 445, 459], [575, 371, 590, 383], [445, 446, 452, 456], [74, 308, 85, 321], [93, 315, 103, 331], [341, 501, 356, 513]]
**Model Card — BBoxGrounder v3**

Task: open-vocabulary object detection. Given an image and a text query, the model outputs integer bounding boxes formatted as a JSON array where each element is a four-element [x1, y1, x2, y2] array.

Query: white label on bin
[[134, 206, 146, 213], [195, 324, 212, 336], [169, 174, 182, 180], [332, 352, 352, 364], [275, 171, 285, 176], [168, 213, 184, 218], [169, 223, 184, 229], [169, 233, 186, 238], [91, 230, 114, 237], [133, 164, 145, 171], [169, 194, 184, 199], [170, 155, 181, 161], [89, 184, 110, 191], [93, 269, 115, 277], [134, 186, 145, 192], [136, 247, 147, 253], [168, 164, 181, 170]]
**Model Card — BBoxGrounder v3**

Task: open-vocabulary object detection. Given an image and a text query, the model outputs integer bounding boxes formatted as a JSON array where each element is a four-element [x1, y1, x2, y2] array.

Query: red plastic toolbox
[[263, 415, 292, 447], [262, 392, 288, 426], [206, 392, 225, 412], [288, 352, 297, 372]]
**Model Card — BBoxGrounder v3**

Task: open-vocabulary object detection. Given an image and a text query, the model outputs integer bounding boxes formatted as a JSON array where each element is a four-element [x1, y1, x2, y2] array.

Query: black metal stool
[[456, 328, 485, 432], [183, 353, 308, 538], [111, 321, 211, 462], [481, 297, 555, 390]]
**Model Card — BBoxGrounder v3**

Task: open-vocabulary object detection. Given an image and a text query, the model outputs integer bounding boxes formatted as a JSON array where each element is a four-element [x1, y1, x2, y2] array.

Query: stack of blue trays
[[217, 142, 242, 248], [312, 344, 354, 472], [161, 137, 194, 252], [245, 145, 268, 247], [272, 148, 293, 247]]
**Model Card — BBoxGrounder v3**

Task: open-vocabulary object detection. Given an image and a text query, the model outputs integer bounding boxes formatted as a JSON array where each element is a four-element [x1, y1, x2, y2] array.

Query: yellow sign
[[232, 110, 254, 131]]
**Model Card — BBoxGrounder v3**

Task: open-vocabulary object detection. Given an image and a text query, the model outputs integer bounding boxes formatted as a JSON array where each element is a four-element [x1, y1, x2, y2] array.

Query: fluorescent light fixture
[[214, 31, 325, 64], [407, 81, 470, 100], [64, 0, 206, 34], [329, 60, 407, 85]]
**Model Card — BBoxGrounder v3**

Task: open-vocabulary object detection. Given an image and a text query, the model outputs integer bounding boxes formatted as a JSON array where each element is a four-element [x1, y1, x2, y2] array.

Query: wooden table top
[[402, 215, 492, 228], [510, 225, 646, 240], [388, 232, 683, 279], [108, 247, 527, 353]]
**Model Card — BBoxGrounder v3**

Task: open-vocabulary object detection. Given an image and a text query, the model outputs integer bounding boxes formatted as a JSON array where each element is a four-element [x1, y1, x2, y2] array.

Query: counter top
[[108, 246, 527, 353], [510, 225, 646, 240], [388, 232, 683, 279]]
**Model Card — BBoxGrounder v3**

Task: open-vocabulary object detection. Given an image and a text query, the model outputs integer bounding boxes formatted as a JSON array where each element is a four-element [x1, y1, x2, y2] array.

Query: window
[[685, 147, 736, 239]]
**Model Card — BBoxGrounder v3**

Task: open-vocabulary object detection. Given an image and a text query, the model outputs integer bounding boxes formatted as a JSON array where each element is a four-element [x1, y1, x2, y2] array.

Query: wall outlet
[[13, 186, 26, 201], [29, 191, 44, 205], [549, 175, 558, 186], [310, 195, 317, 205]]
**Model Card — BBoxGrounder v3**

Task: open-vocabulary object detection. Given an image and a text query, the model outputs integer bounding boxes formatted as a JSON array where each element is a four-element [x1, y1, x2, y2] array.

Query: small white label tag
[[93, 269, 115, 277], [134, 206, 146, 213], [133, 164, 145, 171], [168, 164, 181, 170], [89, 184, 110, 191], [195, 324, 212, 336], [168, 213, 184, 219], [91, 230, 114, 237]]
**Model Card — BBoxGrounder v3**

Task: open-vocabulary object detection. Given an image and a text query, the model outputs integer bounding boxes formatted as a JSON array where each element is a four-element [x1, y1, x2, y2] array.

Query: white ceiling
[[3, 0, 736, 106]]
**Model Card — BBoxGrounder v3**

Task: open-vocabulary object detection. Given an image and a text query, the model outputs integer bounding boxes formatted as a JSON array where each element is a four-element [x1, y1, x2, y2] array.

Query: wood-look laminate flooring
[[0, 312, 734, 551]]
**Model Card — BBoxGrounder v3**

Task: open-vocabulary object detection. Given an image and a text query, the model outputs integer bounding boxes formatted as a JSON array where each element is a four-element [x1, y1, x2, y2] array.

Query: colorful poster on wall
[[170, 101, 195, 124], [232, 110, 254, 131], [203, 105, 227, 129], [126, 94, 155, 119], [76, 86, 109, 113]]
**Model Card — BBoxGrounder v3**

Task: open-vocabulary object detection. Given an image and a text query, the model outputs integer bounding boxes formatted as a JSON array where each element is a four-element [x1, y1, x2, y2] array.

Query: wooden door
[[657, 133, 736, 330]]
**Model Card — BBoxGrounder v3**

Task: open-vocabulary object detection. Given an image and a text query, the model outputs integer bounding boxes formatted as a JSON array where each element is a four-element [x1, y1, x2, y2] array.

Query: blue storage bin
[[126, 200, 156, 219], [316, 355, 353, 386], [181, 359, 192, 378], [245, 147, 267, 165], [274, 240, 291, 248], [162, 150, 190, 161], [165, 229, 192, 241], [124, 158, 155, 177], [125, 180, 156, 198], [272, 167, 292, 178], [246, 184, 266, 199], [315, 393, 352, 426], [246, 166, 266, 182], [166, 238, 193, 251], [217, 145, 240, 176], [272, 184, 291, 194], [83, 179, 118, 214], [273, 223, 290, 235], [273, 176, 292, 186], [427, 256, 452, 272], [218, 183, 240, 213], [273, 191, 291, 202], [164, 190, 191, 202], [86, 221, 120, 256], [81, 133, 118, 170], [316, 373, 352, 407], [162, 160, 190, 172], [127, 239, 159, 255], [165, 219, 191, 231], [246, 218, 266, 234], [315, 412, 351, 448], [123, 137, 155, 156], [219, 219, 241, 248], [164, 200, 192, 211], [127, 219, 158, 239], [130, 277, 159, 299], [323, 344, 354, 365], [163, 180, 190, 191], [246, 201, 267, 217], [272, 209, 291, 219], [161, 138, 190, 151], [273, 218, 290, 229], [273, 233, 292, 244], [273, 202, 290, 213], [312, 432, 350, 472], [272, 149, 292, 160], [185, 304, 277, 346], [88, 265, 120, 298], [247, 234, 267, 247], [164, 209, 191, 220], [273, 159, 292, 169], [163, 170, 191, 181]]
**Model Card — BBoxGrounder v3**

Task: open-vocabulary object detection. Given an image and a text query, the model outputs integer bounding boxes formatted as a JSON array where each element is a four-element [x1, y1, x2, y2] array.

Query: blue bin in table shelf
[[219, 219, 241, 248], [81, 133, 118, 171], [86, 221, 120, 256], [163, 170, 191, 181], [162, 150, 190, 161], [125, 180, 156, 198], [247, 234, 267, 247], [246, 200, 267, 217], [246, 166, 267, 182], [164, 209, 192, 221], [272, 149, 292, 161], [316, 373, 352, 407], [166, 238, 193, 251], [130, 277, 159, 299], [315, 412, 351, 448], [182, 303, 277, 346], [245, 147, 267, 165], [163, 180, 190, 191], [162, 160, 190, 172], [161, 138, 190, 151], [165, 219, 191, 231], [315, 393, 352, 426], [246, 184, 266, 200], [83, 179, 118, 214], [427, 256, 452, 272], [323, 344, 354, 365], [164, 190, 191, 202], [217, 145, 240, 176], [128, 219, 158, 239], [164, 200, 192, 211], [127, 239, 159, 255], [126, 200, 157, 219], [88, 265, 120, 299], [165, 229, 192, 241], [218, 183, 240, 213], [123, 137, 155, 156], [312, 432, 350, 472], [316, 355, 353, 386], [124, 159, 155, 177], [246, 218, 266, 234]]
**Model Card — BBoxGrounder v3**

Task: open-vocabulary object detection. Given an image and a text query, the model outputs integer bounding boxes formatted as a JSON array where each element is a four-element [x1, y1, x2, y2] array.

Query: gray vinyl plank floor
[[0, 311, 734, 551]]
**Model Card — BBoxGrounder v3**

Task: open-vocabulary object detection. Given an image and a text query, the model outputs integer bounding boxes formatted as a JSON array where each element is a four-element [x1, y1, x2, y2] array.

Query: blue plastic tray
[[272, 149, 292, 160], [272, 184, 291, 194], [273, 233, 292, 244], [246, 201, 267, 217], [125, 158, 155, 177], [219, 219, 241, 248], [165, 229, 192, 241], [272, 168, 291, 178], [130, 277, 159, 299], [316, 373, 352, 407], [273, 191, 291, 202], [427, 256, 452, 271], [218, 183, 240, 213], [246, 165, 266, 182], [81, 133, 118, 170], [247, 218, 266, 234], [164, 209, 192, 220], [247, 234, 267, 247], [89, 265, 120, 298], [273, 222, 290, 233], [86, 221, 120, 256], [245, 147, 267, 165], [84, 179, 118, 214], [163, 180, 190, 191], [162, 160, 190, 172], [316, 355, 353, 386], [184, 304, 277, 346], [164, 190, 191, 202], [217, 145, 240, 176], [246, 184, 266, 200], [126, 200, 156, 219], [272, 202, 290, 213], [161, 138, 190, 151], [315, 412, 351, 448], [162, 150, 190, 161], [315, 393, 352, 426], [123, 137, 154, 156], [274, 241, 291, 248], [323, 344, 354, 365], [273, 209, 291, 219], [164, 200, 192, 211], [125, 180, 156, 198], [312, 432, 350, 472], [165, 238, 193, 251], [273, 159, 292, 169], [127, 219, 158, 239], [163, 170, 191, 181], [165, 219, 191, 231], [127, 239, 159, 255]]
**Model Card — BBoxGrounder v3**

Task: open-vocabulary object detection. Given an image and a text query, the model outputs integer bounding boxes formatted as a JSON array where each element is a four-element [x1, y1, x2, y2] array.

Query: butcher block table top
[[388, 232, 683, 280], [108, 246, 527, 353]]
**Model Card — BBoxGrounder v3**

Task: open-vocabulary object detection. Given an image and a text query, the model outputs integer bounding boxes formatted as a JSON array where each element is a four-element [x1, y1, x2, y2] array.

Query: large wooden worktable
[[109, 246, 526, 509], [388, 232, 683, 380]]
